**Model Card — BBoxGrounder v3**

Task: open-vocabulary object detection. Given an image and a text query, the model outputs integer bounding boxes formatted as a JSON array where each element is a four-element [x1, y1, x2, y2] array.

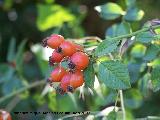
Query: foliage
[[0, 0, 160, 120]]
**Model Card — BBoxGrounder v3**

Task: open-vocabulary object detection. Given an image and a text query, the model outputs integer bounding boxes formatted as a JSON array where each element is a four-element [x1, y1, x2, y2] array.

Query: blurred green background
[[0, 0, 160, 119]]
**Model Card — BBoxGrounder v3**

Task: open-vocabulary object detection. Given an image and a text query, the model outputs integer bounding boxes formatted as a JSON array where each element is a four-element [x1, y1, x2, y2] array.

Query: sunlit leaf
[[3, 0, 13, 9], [130, 44, 146, 58], [95, 2, 124, 20], [48, 93, 57, 111], [148, 58, 160, 68], [124, 89, 143, 109], [45, 0, 55, 4], [124, 7, 144, 21], [37, 4, 75, 31], [125, 0, 136, 8]]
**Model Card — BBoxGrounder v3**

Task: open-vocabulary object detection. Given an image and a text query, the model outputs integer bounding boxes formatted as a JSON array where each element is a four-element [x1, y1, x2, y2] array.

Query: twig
[[108, 53, 114, 60], [0, 80, 46, 104], [109, 24, 160, 41], [5, 95, 21, 112], [119, 90, 126, 120], [136, 116, 160, 120], [67, 36, 102, 43], [114, 91, 120, 110]]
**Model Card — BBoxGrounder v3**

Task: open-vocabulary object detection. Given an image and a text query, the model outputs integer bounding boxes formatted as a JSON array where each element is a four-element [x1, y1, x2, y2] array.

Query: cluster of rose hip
[[42, 34, 89, 95]]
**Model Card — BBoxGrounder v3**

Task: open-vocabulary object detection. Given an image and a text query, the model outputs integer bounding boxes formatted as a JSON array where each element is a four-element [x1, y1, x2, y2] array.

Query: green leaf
[[128, 62, 141, 83], [130, 44, 146, 58], [125, 0, 136, 8], [57, 94, 79, 111], [154, 34, 160, 40], [3, 0, 13, 9], [116, 111, 123, 120], [48, 93, 57, 111], [36, 4, 75, 31], [7, 38, 16, 62], [151, 66, 160, 92], [16, 40, 27, 72], [84, 61, 95, 88], [2, 75, 25, 95], [155, 28, 160, 34], [0, 65, 15, 83], [136, 32, 154, 43], [124, 89, 143, 109], [144, 45, 159, 61], [104, 90, 117, 105], [98, 60, 131, 90], [45, 0, 55, 4], [106, 111, 116, 120], [106, 21, 131, 37], [124, 7, 144, 21], [148, 58, 160, 68], [94, 39, 119, 57], [116, 21, 132, 36], [33, 93, 45, 105], [138, 73, 150, 97], [105, 24, 118, 37], [95, 2, 124, 20]]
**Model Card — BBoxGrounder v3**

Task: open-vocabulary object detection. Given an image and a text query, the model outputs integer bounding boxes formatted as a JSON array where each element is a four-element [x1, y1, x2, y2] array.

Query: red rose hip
[[50, 66, 66, 82], [58, 41, 76, 57], [60, 72, 71, 92], [42, 34, 64, 49], [49, 50, 63, 65], [69, 52, 89, 70]]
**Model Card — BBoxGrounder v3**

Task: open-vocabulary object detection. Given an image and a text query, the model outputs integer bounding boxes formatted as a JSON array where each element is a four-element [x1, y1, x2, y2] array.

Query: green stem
[[114, 91, 120, 110], [120, 90, 126, 120], [109, 24, 160, 41], [0, 80, 46, 104], [86, 25, 160, 53]]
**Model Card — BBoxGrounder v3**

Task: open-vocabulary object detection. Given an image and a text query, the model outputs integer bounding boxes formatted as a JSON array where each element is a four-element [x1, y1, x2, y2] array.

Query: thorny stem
[[0, 80, 46, 104], [120, 90, 126, 120]]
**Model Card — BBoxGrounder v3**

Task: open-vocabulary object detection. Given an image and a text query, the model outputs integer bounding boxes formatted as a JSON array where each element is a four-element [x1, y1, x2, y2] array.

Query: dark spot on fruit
[[67, 85, 74, 93], [68, 61, 76, 69], [49, 56, 55, 66], [56, 47, 62, 53], [41, 37, 48, 47]]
